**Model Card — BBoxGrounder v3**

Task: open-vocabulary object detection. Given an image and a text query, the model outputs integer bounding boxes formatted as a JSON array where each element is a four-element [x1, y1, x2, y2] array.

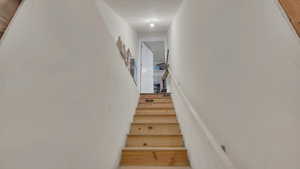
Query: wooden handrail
[[160, 49, 170, 93]]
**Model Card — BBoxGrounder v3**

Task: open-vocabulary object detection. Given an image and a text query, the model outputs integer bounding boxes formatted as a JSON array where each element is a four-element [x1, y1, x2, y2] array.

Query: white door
[[141, 43, 154, 93]]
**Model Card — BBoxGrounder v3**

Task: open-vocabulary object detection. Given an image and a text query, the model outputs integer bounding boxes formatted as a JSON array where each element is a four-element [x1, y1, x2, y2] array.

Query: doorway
[[140, 41, 166, 93]]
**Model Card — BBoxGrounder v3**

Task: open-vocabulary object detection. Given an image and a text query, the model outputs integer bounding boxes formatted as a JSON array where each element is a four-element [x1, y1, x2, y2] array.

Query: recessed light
[[150, 23, 155, 28]]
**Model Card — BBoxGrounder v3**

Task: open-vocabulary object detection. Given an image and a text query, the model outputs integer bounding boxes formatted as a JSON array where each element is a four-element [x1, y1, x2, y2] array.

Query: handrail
[[160, 49, 170, 93]]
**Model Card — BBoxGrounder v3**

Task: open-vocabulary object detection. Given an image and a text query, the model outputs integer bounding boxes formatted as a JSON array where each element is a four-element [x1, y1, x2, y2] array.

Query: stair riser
[[140, 95, 170, 100], [126, 136, 184, 147], [138, 103, 174, 109], [121, 150, 189, 166], [134, 116, 178, 123], [119, 167, 191, 169], [130, 124, 181, 135], [139, 98, 172, 104], [120, 94, 190, 167], [136, 109, 176, 115]]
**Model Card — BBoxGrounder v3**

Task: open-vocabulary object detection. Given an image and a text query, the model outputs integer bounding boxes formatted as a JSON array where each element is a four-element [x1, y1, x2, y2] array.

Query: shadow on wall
[[0, 0, 22, 39]]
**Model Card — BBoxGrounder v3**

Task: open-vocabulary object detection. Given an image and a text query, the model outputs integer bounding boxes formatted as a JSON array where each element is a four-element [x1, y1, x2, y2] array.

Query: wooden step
[[140, 94, 171, 100], [136, 109, 176, 115], [120, 147, 190, 166], [141, 93, 171, 95], [133, 115, 178, 123], [136, 112, 177, 116], [130, 123, 181, 135], [126, 135, 184, 147], [138, 103, 174, 109], [119, 167, 192, 169], [139, 98, 172, 104]]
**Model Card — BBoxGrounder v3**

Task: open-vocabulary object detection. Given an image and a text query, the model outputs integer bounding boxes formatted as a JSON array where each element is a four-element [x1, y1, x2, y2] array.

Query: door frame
[[138, 32, 168, 93]]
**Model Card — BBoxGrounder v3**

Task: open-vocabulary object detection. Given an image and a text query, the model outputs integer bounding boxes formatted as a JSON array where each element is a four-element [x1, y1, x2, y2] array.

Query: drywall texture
[[0, 0, 138, 169], [169, 77, 231, 169], [96, 0, 139, 89], [96, 0, 138, 58], [169, 0, 300, 169]]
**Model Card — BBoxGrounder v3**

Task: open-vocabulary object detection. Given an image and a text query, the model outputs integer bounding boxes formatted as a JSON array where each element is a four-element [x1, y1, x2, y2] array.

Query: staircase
[[119, 93, 191, 169]]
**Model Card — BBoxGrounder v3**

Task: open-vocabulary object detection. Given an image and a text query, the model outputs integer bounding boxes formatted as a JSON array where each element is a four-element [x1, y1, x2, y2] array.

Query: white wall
[[96, 0, 138, 57], [141, 42, 154, 93], [138, 31, 168, 42], [169, 75, 234, 169], [169, 0, 300, 169], [96, 0, 139, 87], [0, 0, 139, 169]]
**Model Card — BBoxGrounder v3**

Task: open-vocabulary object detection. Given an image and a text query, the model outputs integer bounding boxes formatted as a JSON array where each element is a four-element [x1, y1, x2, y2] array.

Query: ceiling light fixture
[[150, 23, 155, 28]]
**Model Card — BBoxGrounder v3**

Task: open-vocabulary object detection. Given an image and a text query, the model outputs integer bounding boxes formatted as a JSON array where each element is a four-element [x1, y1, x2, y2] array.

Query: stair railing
[[160, 49, 170, 93]]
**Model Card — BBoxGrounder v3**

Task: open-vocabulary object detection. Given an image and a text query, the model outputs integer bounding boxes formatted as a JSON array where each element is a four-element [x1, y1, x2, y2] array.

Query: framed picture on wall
[[115, 36, 137, 85]]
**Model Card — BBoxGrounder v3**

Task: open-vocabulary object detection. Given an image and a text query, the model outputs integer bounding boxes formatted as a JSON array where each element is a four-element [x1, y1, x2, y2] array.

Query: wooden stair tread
[[140, 93, 171, 95], [130, 123, 181, 135], [138, 107, 173, 109], [126, 135, 184, 147], [132, 122, 179, 124], [139, 103, 173, 106], [136, 112, 176, 116], [120, 93, 190, 167], [132, 122, 179, 125], [136, 110, 176, 114], [133, 115, 178, 123], [137, 107, 174, 110], [137, 108, 174, 110], [140, 96, 171, 99], [119, 167, 191, 169], [121, 147, 189, 166], [138, 103, 173, 105], [135, 114, 176, 117], [128, 134, 182, 136], [123, 147, 186, 151], [140, 94, 171, 97], [136, 109, 175, 113], [139, 99, 172, 104], [140, 94, 170, 97]]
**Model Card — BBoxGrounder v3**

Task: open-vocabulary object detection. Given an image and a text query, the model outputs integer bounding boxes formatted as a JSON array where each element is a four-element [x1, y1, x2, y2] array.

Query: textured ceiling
[[103, 0, 182, 33]]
